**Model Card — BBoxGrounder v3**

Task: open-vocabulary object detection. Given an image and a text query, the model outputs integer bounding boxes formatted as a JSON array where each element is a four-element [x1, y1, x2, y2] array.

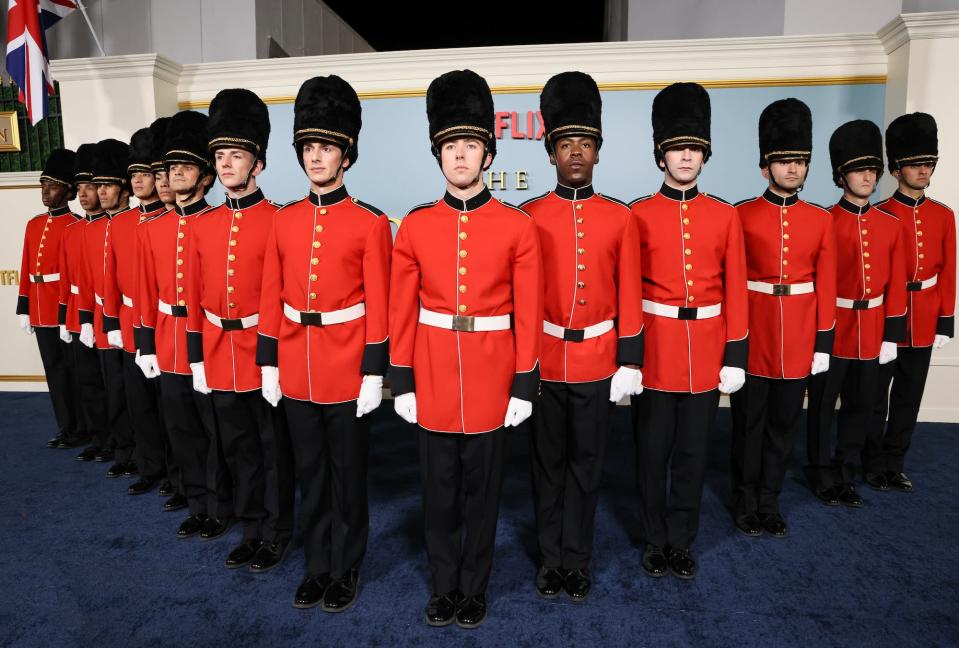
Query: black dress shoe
[[642, 544, 668, 578], [293, 574, 332, 609], [564, 568, 591, 601], [58, 434, 88, 449], [199, 517, 232, 540], [176, 514, 207, 539], [735, 512, 763, 537], [864, 472, 889, 491], [75, 446, 99, 462], [105, 461, 126, 478], [93, 449, 115, 463], [250, 541, 289, 573], [886, 471, 913, 492], [759, 512, 789, 538], [225, 539, 263, 569], [123, 462, 139, 477], [838, 483, 864, 508], [163, 493, 187, 512], [158, 480, 175, 497], [47, 434, 63, 449], [127, 476, 158, 495], [323, 569, 360, 613], [667, 547, 697, 580], [455, 593, 487, 629], [534, 566, 566, 599], [814, 484, 842, 506], [425, 590, 463, 627]]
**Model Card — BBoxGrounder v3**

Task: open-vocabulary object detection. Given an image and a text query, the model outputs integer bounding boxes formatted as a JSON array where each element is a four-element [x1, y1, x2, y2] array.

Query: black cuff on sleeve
[[616, 331, 645, 367], [78, 309, 93, 326], [187, 331, 203, 364], [58, 303, 67, 325], [814, 328, 835, 355], [510, 364, 540, 401], [388, 364, 415, 396], [361, 340, 389, 376], [937, 315, 955, 338], [16, 295, 29, 316], [133, 327, 143, 351], [102, 315, 120, 333], [255, 333, 278, 367], [883, 315, 907, 343], [139, 326, 156, 355], [722, 337, 749, 369]]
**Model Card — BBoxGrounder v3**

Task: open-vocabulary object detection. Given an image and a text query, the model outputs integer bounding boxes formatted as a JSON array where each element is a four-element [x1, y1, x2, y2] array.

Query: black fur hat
[[149, 117, 171, 173], [886, 112, 938, 172], [540, 71, 602, 153], [758, 98, 812, 167], [93, 138, 130, 186], [208, 88, 271, 168], [164, 110, 213, 171], [426, 69, 496, 159], [74, 143, 97, 183], [829, 119, 884, 187], [40, 148, 76, 187], [127, 128, 154, 174], [293, 75, 361, 169], [652, 82, 711, 166]]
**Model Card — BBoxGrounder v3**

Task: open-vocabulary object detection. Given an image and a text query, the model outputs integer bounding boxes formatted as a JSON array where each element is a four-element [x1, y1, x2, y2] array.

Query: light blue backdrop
[[203, 82, 886, 216]]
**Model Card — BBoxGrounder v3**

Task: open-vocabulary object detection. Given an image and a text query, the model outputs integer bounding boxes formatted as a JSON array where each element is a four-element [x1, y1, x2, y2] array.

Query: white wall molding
[[51, 53, 182, 85], [0, 171, 41, 188], [879, 10, 959, 53]]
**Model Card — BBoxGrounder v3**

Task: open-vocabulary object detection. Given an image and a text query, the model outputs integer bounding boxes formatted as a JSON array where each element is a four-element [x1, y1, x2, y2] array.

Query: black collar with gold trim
[[175, 199, 209, 217], [892, 190, 926, 208], [139, 200, 165, 214], [837, 197, 871, 216], [443, 186, 492, 212], [660, 183, 698, 202], [86, 211, 107, 222], [763, 188, 799, 207], [225, 188, 265, 210], [48, 205, 71, 217], [554, 183, 594, 201], [308, 185, 349, 207]]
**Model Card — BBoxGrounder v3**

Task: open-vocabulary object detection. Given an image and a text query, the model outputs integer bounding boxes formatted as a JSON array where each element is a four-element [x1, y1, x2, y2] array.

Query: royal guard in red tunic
[[185, 88, 294, 574], [138, 110, 233, 540], [389, 70, 542, 628], [522, 72, 643, 601], [868, 113, 955, 492], [102, 123, 169, 496], [59, 143, 110, 462], [629, 83, 748, 581], [256, 76, 391, 612], [805, 120, 906, 508], [16, 148, 80, 449], [730, 99, 836, 539]]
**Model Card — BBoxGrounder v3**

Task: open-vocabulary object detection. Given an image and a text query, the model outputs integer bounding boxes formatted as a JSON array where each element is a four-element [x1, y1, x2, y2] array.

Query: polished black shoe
[[225, 539, 263, 569], [642, 544, 668, 578], [46, 434, 63, 449], [199, 517, 232, 540], [323, 569, 360, 613], [564, 568, 591, 601], [250, 541, 289, 573], [425, 590, 463, 627], [667, 547, 697, 580], [176, 514, 207, 539], [158, 480, 175, 497], [93, 448, 115, 463], [886, 471, 913, 492], [162, 493, 187, 512], [455, 593, 487, 629], [837, 483, 864, 508], [75, 446, 99, 462], [123, 462, 139, 477], [293, 574, 332, 609], [127, 476, 158, 495], [814, 484, 842, 506], [58, 434, 88, 449], [734, 512, 763, 537], [534, 566, 566, 599], [864, 472, 889, 491], [759, 512, 789, 538], [105, 461, 126, 478]]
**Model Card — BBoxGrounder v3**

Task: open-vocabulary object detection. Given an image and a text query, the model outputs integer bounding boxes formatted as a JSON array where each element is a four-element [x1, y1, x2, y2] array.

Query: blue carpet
[[1, 392, 958, 647]]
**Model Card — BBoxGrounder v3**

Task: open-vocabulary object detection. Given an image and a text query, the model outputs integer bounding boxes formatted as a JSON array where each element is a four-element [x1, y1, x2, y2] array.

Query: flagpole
[[73, 0, 106, 57]]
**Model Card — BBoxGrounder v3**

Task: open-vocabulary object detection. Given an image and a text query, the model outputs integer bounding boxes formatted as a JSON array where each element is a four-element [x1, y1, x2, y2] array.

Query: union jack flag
[[5, 0, 77, 125]]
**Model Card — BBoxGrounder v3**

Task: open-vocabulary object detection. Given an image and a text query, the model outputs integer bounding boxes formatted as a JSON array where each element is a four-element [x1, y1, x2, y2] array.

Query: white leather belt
[[419, 307, 511, 332], [122, 294, 134, 307], [907, 274, 938, 291], [158, 299, 187, 317], [95, 293, 103, 306], [70, 284, 79, 295], [29, 272, 60, 283], [283, 301, 365, 326], [205, 309, 259, 331], [642, 299, 722, 320], [543, 319, 614, 342], [747, 280, 815, 296], [836, 295, 884, 310]]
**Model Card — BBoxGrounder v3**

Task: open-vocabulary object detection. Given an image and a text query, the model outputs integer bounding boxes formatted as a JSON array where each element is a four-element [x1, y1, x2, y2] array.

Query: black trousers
[[631, 388, 720, 551], [285, 398, 368, 579], [34, 326, 76, 438], [121, 351, 166, 479], [530, 378, 611, 570], [98, 348, 133, 463], [71, 336, 108, 448], [806, 357, 879, 488], [730, 375, 807, 516], [866, 346, 933, 474], [213, 391, 294, 543], [419, 426, 507, 597]]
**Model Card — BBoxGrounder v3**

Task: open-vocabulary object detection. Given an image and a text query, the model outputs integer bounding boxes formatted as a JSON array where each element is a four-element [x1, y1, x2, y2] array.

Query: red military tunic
[[186, 189, 278, 392], [257, 185, 392, 404], [830, 197, 907, 359], [875, 191, 956, 346], [389, 187, 543, 434], [630, 184, 749, 393], [736, 189, 837, 378], [522, 184, 644, 383], [58, 216, 96, 334], [139, 199, 213, 375], [103, 200, 167, 353], [79, 212, 119, 350], [17, 205, 77, 327]]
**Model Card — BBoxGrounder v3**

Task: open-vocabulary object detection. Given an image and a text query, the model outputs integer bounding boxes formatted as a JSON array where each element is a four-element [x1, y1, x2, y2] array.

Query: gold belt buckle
[[451, 315, 475, 332]]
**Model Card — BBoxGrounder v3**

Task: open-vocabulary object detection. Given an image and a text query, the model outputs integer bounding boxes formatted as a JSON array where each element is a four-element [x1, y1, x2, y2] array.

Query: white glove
[[356, 374, 384, 417], [261, 365, 281, 407], [138, 353, 160, 379], [107, 329, 123, 349], [19, 314, 33, 335], [934, 334, 951, 349], [394, 392, 417, 424], [79, 322, 94, 348], [190, 362, 212, 395], [609, 366, 643, 403], [718, 366, 746, 394], [810, 352, 830, 376], [879, 341, 898, 365], [504, 397, 533, 428], [59, 324, 72, 343]]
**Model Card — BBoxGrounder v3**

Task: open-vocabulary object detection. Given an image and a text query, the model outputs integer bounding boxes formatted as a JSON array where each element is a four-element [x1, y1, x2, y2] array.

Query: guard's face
[[40, 179, 69, 208], [168, 162, 202, 194], [842, 168, 878, 199], [215, 147, 261, 191], [763, 159, 808, 191], [550, 136, 598, 186], [894, 162, 934, 191], [302, 141, 349, 186], [662, 147, 705, 184], [440, 137, 490, 189], [96, 183, 124, 211], [154, 170, 175, 205], [131, 171, 156, 201], [76, 182, 101, 212]]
